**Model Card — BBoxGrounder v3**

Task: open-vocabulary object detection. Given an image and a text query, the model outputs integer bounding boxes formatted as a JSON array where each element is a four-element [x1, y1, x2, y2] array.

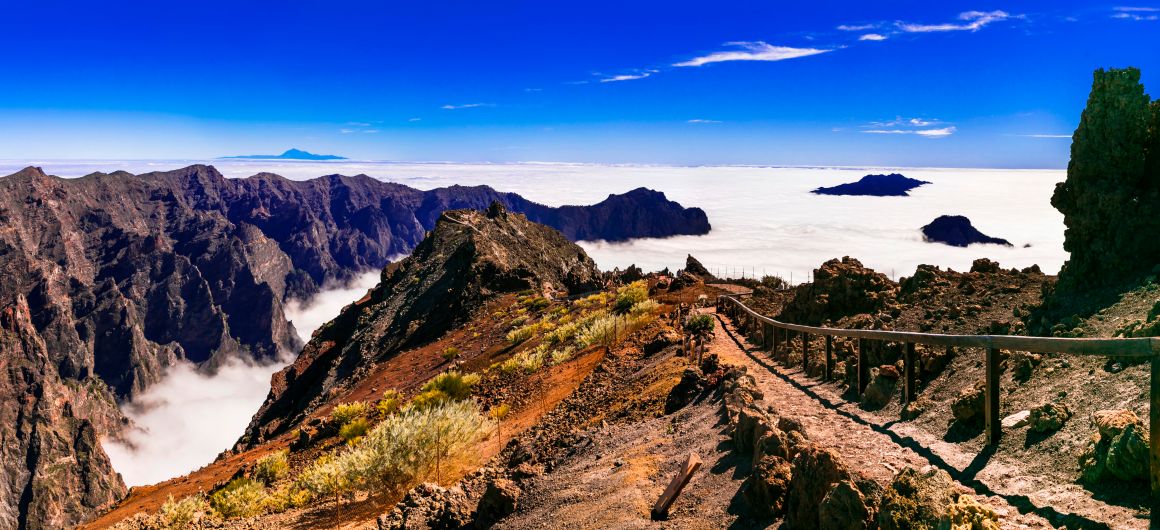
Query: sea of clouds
[[9, 160, 1066, 485]]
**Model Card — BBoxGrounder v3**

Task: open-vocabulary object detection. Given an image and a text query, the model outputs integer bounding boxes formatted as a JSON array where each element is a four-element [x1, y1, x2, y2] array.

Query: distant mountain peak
[[221, 148, 347, 160]]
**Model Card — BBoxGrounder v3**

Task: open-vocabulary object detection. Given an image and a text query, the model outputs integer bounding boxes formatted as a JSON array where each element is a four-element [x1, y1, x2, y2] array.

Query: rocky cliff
[[243, 202, 602, 444], [0, 164, 705, 528]]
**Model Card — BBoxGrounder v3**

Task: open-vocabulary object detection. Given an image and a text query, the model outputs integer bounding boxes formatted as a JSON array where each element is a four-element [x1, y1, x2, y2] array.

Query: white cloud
[[674, 41, 834, 67], [687, 119, 722, 124], [862, 126, 957, 137], [104, 355, 290, 487], [867, 116, 941, 128], [1111, 7, 1159, 20], [408, 117, 422, 122], [859, 33, 888, 41], [897, 10, 1016, 32], [441, 103, 493, 110], [285, 271, 382, 342], [600, 70, 656, 83], [838, 23, 877, 31]]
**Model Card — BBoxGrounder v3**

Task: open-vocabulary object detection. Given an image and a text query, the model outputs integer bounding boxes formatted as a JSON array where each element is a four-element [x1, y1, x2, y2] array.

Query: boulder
[[1080, 410, 1150, 483], [1010, 352, 1042, 382], [742, 455, 793, 519], [784, 446, 853, 529], [378, 483, 473, 530], [969, 258, 1002, 274], [877, 467, 958, 530], [665, 368, 707, 413], [1028, 403, 1071, 433], [862, 369, 898, 409], [474, 478, 520, 526], [950, 382, 986, 424], [1000, 410, 1030, 430], [819, 479, 878, 530], [938, 495, 1000, 530]]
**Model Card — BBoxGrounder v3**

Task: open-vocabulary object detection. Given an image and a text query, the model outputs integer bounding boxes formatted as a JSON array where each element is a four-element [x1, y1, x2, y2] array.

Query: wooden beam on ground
[[651, 453, 703, 520]]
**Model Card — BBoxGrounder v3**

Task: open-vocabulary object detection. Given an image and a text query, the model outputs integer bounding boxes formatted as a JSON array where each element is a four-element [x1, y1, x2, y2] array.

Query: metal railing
[[717, 293, 1160, 523]]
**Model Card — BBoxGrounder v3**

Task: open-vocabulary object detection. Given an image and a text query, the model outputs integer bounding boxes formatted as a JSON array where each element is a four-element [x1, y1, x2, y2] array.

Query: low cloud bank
[[103, 355, 287, 487], [285, 270, 382, 342], [104, 270, 385, 487]]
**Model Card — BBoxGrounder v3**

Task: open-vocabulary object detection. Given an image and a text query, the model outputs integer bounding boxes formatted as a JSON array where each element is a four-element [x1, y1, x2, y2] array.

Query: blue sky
[[0, 1, 1156, 167]]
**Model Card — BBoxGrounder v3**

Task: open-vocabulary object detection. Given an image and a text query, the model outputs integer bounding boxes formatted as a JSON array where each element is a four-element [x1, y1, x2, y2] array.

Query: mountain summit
[[222, 148, 347, 160]]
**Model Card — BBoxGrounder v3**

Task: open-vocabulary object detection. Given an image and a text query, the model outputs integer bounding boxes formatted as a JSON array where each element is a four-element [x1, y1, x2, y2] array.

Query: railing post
[[857, 339, 869, 394], [985, 346, 1001, 446], [904, 342, 917, 405], [802, 332, 810, 372], [763, 322, 772, 351], [1150, 351, 1160, 524], [785, 330, 792, 365], [824, 335, 833, 381]]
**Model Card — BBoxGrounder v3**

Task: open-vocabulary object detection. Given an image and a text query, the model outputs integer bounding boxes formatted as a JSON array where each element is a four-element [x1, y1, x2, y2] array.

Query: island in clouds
[[221, 148, 347, 160], [812, 173, 931, 197]]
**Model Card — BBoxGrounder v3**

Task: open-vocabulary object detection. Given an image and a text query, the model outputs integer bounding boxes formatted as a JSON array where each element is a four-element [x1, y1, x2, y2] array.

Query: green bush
[[377, 389, 402, 418], [339, 399, 491, 492], [613, 281, 649, 314], [253, 450, 289, 486], [523, 296, 551, 311], [209, 478, 267, 519], [295, 453, 353, 504], [330, 401, 370, 426], [441, 346, 461, 361], [412, 371, 481, 409], [506, 322, 541, 344], [685, 314, 715, 336], [159, 494, 210, 528], [339, 417, 371, 444]]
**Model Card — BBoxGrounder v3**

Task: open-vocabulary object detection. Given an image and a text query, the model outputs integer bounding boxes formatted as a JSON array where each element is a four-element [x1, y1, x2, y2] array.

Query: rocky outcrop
[[245, 203, 602, 443], [0, 297, 125, 530], [920, 216, 1012, 248], [0, 165, 705, 527], [777, 257, 898, 326], [1079, 409, 1149, 483], [877, 467, 959, 530], [812, 173, 931, 197]]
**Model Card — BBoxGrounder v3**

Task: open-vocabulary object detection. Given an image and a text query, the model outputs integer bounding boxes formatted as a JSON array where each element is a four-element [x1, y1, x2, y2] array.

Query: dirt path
[[705, 308, 1058, 529]]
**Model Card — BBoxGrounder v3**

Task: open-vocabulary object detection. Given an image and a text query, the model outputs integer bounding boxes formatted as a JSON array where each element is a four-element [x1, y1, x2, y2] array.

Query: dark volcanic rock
[[812, 173, 931, 197], [0, 297, 125, 530], [920, 215, 1012, 247], [245, 203, 602, 443], [0, 164, 706, 526]]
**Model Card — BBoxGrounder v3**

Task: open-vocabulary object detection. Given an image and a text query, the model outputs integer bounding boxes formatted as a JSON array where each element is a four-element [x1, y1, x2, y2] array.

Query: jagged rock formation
[[0, 164, 705, 528], [1051, 67, 1160, 294], [811, 174, 930, 197], [920, 215, 1011, 247], [0, 296, 125, 530], [244, 203, 602, 443], [776, 257, 898, 326]]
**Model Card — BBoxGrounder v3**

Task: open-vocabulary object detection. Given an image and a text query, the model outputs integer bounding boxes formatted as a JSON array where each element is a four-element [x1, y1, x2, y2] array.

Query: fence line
[[715, 293, 1160, 525]]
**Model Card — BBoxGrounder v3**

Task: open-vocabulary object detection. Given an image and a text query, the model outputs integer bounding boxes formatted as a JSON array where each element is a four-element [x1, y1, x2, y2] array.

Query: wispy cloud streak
[[674, 41, 834, 67]]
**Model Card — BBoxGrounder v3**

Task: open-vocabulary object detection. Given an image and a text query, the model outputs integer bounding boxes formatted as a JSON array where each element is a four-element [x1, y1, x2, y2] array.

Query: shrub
[[629, 299, 660, 317], [330, 401, 369, 426], [506, 322, 541, 344], [441, 346, 461, 361], [261, 485, 310, 513], [295, 453, 353, 504], [685, 314, 715, 336], [339, 417, 371, 444], [377, 389, 402, 418], [341, 399, 491, 490], [253, 450, 289, 485], [576, 314, 621, 348], [159, 494, 210, 528], [489, 403, 511, 422], [209, 478, 267, 519], [613, 281, 649, 314], [523, 296, 551, 312], [551, 346, 575, 365], [410, 371, 481, 409]]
